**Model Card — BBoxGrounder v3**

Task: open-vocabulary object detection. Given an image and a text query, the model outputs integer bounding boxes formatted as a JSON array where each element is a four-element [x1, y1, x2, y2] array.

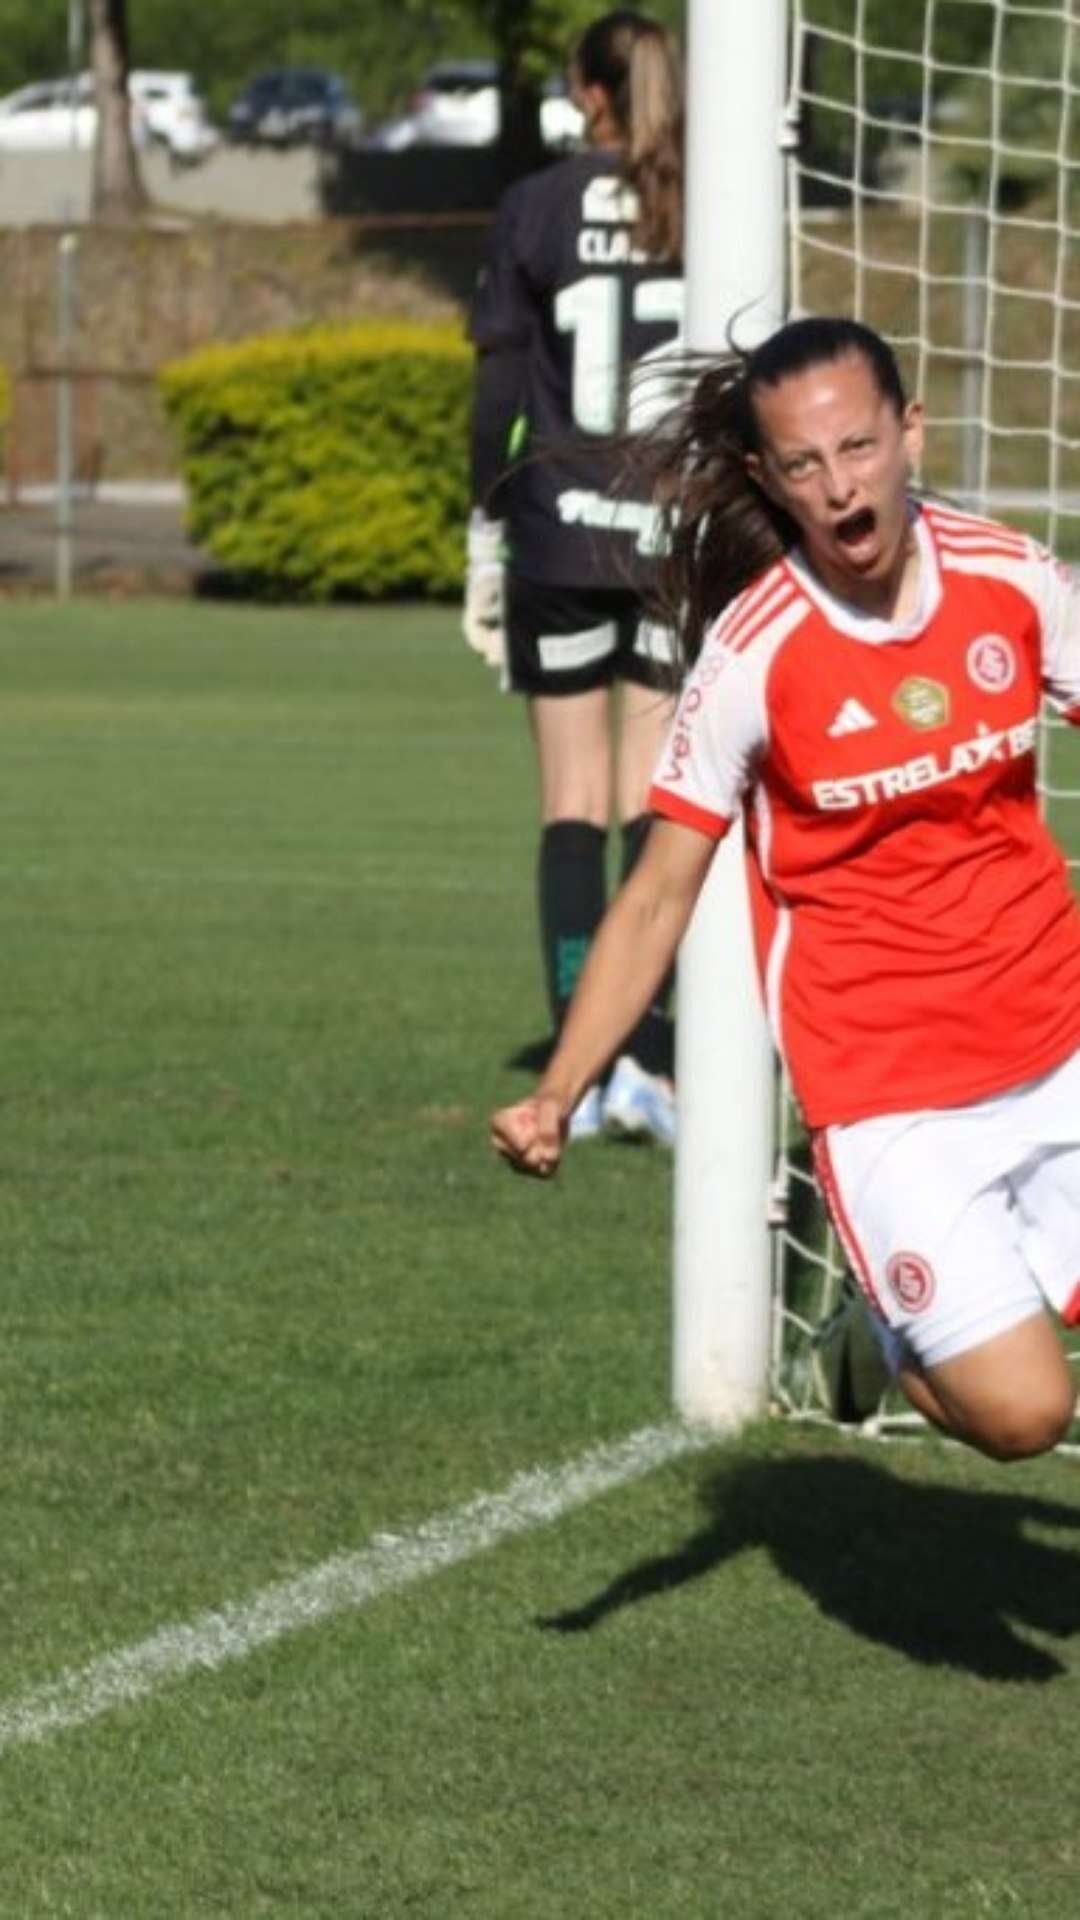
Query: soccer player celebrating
[[465, 9, 684, 1146], [491, 315, 1080, 1464]]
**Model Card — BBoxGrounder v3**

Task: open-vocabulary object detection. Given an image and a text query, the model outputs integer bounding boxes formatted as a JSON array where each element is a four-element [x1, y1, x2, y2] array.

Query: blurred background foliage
[[0, 0, 683, 128], [0, 3, 1066, 153], [798, 0, 1080, 187]]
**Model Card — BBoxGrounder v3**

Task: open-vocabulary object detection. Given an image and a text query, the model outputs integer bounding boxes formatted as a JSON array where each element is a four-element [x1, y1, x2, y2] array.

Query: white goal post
[[673, 0, 787, 1428], [675, 0, 1080, 1430]]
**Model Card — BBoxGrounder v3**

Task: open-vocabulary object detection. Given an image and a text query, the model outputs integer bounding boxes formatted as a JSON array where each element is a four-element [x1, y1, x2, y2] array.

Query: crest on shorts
[[885, 1251, 936, 1314], [891, 676, 951, 731], [967, 634, 1017, 693]]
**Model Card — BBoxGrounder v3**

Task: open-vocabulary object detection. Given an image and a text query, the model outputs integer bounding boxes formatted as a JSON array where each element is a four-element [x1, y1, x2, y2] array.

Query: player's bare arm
[[491, 819, 715, 1177]]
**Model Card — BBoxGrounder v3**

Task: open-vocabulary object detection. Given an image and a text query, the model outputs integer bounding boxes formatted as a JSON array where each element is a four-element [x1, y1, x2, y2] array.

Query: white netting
[[772, 0, 1080, 1419]]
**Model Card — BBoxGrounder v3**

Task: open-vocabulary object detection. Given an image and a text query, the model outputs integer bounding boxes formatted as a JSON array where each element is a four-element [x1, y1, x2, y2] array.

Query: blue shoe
[[567, 1084, 604, 1142], [602, 1055, 676, 1148]]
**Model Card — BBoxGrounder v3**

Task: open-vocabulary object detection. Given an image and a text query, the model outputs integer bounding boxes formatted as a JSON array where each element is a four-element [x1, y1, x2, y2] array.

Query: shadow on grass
[[502, 1026, 677, 1078], [538, 1452, 1080, 1682], [504, 1034, 556, 1075]]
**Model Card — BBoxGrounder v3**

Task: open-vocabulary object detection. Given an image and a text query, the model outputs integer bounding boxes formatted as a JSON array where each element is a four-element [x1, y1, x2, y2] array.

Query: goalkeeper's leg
[[594, 672, 678, 1144], [530, 688, 612, 1040], [614, 674, 677, 1081], [506, 581, 675, 1139]]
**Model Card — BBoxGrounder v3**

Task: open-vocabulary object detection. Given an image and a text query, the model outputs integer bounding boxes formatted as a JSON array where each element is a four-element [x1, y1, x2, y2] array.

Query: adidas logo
[[827, 698, 877, 737]]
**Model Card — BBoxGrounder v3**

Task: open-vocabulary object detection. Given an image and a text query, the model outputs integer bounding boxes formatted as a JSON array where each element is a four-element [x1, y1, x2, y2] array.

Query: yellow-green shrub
[[160, 323, 472, 599]]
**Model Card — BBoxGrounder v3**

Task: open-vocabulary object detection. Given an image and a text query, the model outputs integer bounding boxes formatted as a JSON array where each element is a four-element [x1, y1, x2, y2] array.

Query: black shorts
[[505, 577, 675, 697]]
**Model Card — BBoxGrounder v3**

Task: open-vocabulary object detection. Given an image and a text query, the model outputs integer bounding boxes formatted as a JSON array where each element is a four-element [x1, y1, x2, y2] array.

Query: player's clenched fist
[[490, 1093, 567, 1179]]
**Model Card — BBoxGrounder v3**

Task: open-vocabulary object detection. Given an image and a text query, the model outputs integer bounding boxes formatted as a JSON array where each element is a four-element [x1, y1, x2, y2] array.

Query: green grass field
[[1, 599, 1080, 1917]]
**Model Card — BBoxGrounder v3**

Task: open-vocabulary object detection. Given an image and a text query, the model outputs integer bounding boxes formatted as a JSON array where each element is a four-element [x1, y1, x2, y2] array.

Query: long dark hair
[[575, 10, 683, 261], [647, 317, 910, 670]]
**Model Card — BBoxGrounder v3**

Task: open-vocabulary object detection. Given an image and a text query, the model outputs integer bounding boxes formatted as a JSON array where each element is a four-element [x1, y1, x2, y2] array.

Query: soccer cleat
[[602, 1054, 676, 1149], [567, 1084, 604, 1142], [810, 1292, 896, 1423]]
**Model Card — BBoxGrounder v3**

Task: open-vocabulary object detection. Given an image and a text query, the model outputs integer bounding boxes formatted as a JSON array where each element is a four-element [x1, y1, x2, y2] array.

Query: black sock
[[619, 814, 675, 1080], [538, 820, 607, 1036]]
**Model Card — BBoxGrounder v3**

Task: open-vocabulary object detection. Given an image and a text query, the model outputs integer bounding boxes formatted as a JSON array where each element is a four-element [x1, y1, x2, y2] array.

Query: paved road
[[0, 143, 324, 227]]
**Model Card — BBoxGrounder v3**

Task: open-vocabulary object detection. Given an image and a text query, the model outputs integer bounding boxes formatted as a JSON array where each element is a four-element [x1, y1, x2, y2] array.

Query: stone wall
[[0, 216, 486, 490]]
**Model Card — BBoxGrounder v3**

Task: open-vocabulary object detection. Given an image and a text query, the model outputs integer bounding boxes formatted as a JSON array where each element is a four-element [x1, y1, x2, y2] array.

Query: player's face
[[744, 352, 924, 610]]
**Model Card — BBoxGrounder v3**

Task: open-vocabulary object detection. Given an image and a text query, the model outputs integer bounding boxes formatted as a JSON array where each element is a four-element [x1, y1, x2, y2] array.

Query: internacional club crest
[[891, 675, 951, 731], [885, 1251, 936, 1314], [966, 633, 1017, 693]]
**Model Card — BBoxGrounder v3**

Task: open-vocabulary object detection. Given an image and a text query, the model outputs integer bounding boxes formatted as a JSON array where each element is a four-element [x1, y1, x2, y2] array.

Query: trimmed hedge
[[160, 322, 472, 599]]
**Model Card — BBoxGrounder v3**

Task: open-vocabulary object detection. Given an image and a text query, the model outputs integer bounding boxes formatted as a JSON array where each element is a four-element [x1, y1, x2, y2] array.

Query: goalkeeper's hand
[[463, 510, 506, 669]]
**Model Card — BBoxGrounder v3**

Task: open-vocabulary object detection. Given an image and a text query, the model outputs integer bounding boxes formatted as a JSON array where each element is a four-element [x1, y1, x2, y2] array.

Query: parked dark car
[[227, 69, 363, 149]]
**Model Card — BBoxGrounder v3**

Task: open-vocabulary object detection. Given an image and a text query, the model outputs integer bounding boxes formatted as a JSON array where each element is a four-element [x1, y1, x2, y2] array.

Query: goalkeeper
[[465, 8, 684, 1147], [492, 316, 1080, 1465]]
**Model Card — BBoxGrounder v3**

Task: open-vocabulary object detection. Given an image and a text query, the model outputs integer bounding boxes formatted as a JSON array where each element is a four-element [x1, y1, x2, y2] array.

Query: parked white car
[[540, 82, 587, 150], [370, 60, 584, 151], [413, 60, 498, 146], [0, 70, 216, 165], [0, 77, 96, 151], [129, 71, 218, 166]]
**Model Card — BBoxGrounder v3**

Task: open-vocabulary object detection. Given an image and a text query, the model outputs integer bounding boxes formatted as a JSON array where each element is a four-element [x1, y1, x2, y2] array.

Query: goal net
[[773, 0, 1080, 1422]]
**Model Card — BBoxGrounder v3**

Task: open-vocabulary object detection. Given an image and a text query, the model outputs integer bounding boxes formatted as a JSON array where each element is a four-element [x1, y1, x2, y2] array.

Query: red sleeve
[[648, 785, 732, 840]]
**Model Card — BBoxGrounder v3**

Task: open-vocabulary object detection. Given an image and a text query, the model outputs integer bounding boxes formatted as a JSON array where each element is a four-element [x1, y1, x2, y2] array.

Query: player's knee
[[972, 1382, 1076, 1461]]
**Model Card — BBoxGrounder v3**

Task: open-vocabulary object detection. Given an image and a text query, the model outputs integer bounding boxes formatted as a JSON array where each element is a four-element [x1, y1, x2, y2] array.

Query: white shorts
[[813, 1048, 1080, 1370]]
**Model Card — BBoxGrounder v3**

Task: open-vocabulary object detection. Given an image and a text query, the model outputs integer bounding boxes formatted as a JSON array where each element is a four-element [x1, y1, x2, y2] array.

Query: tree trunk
[[496, 64, 546, 189], [88, 0, 146, 221], [490, 0, 547, 189]]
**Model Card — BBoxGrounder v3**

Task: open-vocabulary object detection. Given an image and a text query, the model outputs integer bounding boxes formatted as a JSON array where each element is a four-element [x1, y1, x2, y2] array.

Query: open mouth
[[835, 507, 877, 546]]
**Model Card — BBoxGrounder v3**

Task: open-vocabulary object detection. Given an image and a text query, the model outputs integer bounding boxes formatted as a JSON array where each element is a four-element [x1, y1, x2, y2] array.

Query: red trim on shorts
[[1061, 1281, 1080, 1327], [1063, 701, 1080, 730], [811, 1132, 886, 1319], [648, 786, 732, 840]]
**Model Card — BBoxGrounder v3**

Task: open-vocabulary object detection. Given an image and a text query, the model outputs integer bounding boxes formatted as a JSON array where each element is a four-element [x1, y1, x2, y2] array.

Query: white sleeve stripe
[[709, 562, 790, 649], [935, 531, 1029, 557], [727, 580, 802, 656], [938, 549, 1038, 589], [924, 503, 1028, 547]]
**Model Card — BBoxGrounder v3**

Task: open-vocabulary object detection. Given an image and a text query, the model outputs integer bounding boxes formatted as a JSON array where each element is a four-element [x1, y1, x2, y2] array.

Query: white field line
[[0, 1421, 712, 1755]]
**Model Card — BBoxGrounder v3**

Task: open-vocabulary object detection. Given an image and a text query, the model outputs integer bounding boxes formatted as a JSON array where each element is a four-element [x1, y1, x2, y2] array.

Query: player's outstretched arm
[[490, 818, 717, 1178], [490, 1091, 566, 1179]]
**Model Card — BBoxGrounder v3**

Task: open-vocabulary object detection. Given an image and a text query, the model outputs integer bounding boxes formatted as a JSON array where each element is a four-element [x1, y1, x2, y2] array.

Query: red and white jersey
[[649, 501, 1080, 1128]]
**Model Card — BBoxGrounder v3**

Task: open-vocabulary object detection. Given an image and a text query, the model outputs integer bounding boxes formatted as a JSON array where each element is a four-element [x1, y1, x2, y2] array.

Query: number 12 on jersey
[[554, 275, 685, 436]]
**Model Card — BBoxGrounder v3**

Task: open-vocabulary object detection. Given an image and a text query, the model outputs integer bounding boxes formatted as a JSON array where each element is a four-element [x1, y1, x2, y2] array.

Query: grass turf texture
[[1, 602, 1080, 1915]]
